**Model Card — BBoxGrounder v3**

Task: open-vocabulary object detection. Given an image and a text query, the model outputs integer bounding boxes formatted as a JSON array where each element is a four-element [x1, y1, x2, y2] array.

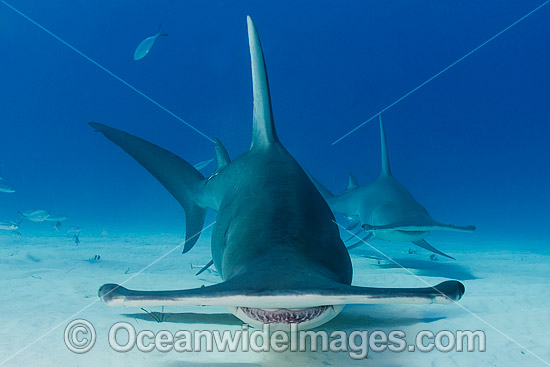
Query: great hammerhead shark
[[311, 116, 475, 260], [92, 17, 464, 330]]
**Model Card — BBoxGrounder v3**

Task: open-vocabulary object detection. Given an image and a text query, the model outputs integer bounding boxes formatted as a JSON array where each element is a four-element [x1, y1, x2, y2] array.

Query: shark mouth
[[239, 306, 330, 324]]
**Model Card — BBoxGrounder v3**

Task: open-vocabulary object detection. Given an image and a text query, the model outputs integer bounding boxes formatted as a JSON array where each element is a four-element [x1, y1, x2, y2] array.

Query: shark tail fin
[[247, 16, 278, 150], [89, 122, 207, 254], [379, 114, 392, 176], [156, 25, 168, 37]]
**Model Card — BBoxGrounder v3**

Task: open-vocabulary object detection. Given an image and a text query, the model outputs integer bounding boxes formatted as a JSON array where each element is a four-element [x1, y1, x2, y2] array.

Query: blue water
[[0, 0, 548, 241]]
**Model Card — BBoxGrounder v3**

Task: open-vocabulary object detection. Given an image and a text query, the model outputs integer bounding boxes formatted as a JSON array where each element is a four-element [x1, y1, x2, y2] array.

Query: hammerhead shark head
[[311, 116, 475, 260], [92, 17, 464, 330]]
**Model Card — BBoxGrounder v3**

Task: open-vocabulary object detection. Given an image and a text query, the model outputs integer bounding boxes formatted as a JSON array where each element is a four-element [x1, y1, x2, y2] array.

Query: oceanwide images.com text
[[64, 319, 486, 359]]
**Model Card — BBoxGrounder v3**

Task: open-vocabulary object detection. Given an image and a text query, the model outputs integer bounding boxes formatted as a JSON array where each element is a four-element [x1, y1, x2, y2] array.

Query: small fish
[[19, 209, 50, 222], [193, 159, 214, 171], [45, 215, 68, 222], [133, 24, 168, 61], [0, 183, 15, 193], [0, 221, 18, 231], [74, 234, 80, 245]]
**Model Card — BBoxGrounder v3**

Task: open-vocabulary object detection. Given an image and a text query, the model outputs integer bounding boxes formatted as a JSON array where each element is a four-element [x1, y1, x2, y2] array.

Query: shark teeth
[[240, 306, 330, 324]]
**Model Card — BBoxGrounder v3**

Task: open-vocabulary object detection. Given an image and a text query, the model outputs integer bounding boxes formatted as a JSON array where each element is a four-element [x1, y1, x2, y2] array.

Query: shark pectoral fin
[[346, 233, 373, 251], [99, 280, 464, 308], [89, 122, 208, 253], [195, 259, 214, 276], [412, 239, 455, 260], [183, 204, 208, 253]]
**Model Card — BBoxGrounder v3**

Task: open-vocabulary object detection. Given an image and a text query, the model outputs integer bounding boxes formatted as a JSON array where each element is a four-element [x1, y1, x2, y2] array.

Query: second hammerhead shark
[[311, 116, 475, 259]]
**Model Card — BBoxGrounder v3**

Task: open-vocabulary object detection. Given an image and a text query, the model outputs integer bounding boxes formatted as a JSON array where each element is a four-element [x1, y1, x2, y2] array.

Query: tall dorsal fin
[[214, 138, 230, 172], [346, 172, 359, 191], [379, 115, 392, 176], [247, 16, 278, 150]]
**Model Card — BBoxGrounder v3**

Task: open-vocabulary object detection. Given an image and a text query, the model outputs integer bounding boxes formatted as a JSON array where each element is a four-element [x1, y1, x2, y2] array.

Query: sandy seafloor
[[1, 228, 549, 367]]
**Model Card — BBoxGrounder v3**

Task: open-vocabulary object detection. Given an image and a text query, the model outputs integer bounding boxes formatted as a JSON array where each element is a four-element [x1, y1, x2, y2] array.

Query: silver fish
[[133, 24, 168, 61], [0, 183, 15, 193], [45, 215, 68, 222], [0, 221, 18, 231], [19, 209, 50, 222]]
